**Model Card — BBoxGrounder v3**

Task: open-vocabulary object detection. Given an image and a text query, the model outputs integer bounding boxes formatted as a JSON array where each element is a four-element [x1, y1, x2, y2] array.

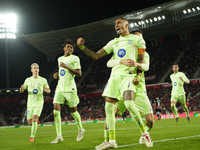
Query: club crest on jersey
[[33, 89, 38, 94], [118, 49, 126, 58], [174, 82, 177, 86], [127, 40, 133, 44], [60, 69, 65, 76]]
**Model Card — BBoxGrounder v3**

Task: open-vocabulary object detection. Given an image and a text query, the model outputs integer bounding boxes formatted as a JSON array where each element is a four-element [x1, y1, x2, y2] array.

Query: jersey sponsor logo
[[60, 69, 65, 76], [118, 49, 126, 58], [174, 82, 177, 86], [127, 40, 133, 44], [33, 89, 38, 94]]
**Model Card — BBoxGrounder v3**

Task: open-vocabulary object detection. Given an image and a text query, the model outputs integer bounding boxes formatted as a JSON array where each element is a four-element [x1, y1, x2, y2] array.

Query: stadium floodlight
[[146, 20, 149, 23], [154, 17, 157, 21], [162, 15, 165, 19], [0, 13, 17, 88], [134, 23, 138, 26], [150, 19, 153, 22], [183, 10, 187, 14], [187, 9, 191, 13], [130, 23, 134, 28], [158, 16, 161, 20], [141, 21, 144, 24], [197, 6, 200, 10], [192, 8, 196, 12], [0, 14, 17, 39], [138, 21, 141, 25]]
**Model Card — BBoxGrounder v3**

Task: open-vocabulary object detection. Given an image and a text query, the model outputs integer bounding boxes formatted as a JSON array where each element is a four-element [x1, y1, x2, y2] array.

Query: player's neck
[[32, 74, 39, 78], [120, 31, 130, 37], [174, 71, 178, 74], [64, 53, 71, 57]]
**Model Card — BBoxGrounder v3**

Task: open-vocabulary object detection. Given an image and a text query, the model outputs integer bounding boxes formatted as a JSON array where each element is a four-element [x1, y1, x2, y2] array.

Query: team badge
[[174, 82, 177, 86]]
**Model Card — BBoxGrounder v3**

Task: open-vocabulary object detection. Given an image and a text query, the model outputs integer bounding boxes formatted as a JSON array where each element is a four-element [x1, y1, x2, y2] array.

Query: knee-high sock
[[124, 100, 146, 133], [31, 122, 38, 138], [71, 111, 83, 129], [182, 104, 189, 116], [105, 102, 116, 140], [104, 129, 109, 141], [54, 110, 62, 135], [171, 104, 179, 117]]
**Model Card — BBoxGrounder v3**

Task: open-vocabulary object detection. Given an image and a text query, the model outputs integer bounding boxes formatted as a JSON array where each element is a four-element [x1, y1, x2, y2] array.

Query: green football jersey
[[170, 72, 190, 95], [23, 76, 49, 106], [103, 34, 146, 76], [55, 54, 81, 92]]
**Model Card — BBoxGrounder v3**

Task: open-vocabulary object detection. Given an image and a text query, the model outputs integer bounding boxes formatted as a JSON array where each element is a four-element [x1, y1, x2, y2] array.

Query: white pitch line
[[91, 134, 200, 150]]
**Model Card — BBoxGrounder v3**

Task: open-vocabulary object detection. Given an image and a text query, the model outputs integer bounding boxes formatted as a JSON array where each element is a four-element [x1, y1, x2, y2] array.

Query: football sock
[[171, 104, 179, 117], [182, 104, 189, 116], [104, 129, 109, 141], [71, 111, 83, 129], [53, 110, 62, 135], [31, 121, 38, 138], [124, 100, 146, 133], [105, 102, 116, 141]]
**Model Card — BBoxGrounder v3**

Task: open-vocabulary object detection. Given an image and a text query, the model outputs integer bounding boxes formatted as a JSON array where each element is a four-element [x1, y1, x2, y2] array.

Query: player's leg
[[70, 106, 85, 141], [27, 106, 34, 142], [30, 115, 39, 141], [134, 94, 154, 145], [101, 97, 118, 149], [171, 96, 179, 124], [179, 95, 190, 123], [95, 106, 120, 149], [51, 92, 65, 144]]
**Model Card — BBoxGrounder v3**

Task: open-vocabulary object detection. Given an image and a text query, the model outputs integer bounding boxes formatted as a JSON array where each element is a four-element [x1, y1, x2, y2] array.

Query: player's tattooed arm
[[82, 47, 108, 60], [77, 37, 108, 60]]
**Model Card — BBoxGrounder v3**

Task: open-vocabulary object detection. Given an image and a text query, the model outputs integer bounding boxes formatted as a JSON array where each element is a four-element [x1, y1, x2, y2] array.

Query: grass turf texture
[[0, 117, 200, 150]]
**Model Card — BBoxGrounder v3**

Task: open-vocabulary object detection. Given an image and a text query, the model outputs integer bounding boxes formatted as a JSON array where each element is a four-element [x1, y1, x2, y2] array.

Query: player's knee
[[171, 104, 175, 109], [28, 120, 32, 125], [105, 102, 115, 114]]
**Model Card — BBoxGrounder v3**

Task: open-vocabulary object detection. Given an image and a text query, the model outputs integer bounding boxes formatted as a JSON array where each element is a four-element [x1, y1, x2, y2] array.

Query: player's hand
[[120, 59, 136, 67], [60, 62, 68, 68], [179, 76, 183, 81], [133, 78, 139, 85], [44, 87, 51, 94], [19, 85, 25, 93], [53, 72, 58, 79], [77, 37, 85, 47]]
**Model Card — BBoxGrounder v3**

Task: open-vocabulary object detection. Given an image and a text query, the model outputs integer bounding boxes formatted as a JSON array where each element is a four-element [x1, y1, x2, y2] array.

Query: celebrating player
[[77, 19, 153, 149], [51, 39, 85, 144], [170, 63, 190, 124], [20, 63, 51, 142]]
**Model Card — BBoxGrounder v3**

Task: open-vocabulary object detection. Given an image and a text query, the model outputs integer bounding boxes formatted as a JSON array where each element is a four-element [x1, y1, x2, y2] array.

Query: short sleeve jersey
[[154, 99, 162, 109], [55, 54, 81, 92], [23, 76, 49, 106], [136, 52, 150, 95], [170, 72, 189, 95], [103, 34, 146, 75]]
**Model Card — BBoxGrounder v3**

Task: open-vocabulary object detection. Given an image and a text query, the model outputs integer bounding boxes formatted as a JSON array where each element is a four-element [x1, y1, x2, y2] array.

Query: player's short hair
[[130, 29, 143, 34], [116, 18, 129, 24], [31, 63, 39, 69], [173, 63, 179, 66], [62, 39, 76, 49]]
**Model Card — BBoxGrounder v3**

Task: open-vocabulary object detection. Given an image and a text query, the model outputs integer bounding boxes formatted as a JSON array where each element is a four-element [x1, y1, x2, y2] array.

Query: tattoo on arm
[[82, 47, 108, 60]]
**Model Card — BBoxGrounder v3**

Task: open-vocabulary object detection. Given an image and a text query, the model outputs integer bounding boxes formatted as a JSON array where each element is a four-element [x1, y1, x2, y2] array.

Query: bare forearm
[[82, 47, 108, 60], [64, 66, 82, 77], [137, 54, 144, 75]]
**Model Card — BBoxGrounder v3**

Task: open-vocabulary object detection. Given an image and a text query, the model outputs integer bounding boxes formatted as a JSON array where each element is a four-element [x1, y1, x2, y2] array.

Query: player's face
[[115, 19, 129, 35], [31, 65, 39, 74], [63, 44, 74, 55], [172, 65, 179, 73]]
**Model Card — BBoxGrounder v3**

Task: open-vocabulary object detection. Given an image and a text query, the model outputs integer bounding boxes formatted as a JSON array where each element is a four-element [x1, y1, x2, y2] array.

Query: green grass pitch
[[0, 117, 200, 150]]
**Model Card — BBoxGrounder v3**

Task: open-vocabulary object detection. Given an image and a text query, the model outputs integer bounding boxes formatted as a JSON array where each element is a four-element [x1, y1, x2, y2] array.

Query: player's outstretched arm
[[19, 85, 25, 93], [60, 62, 82, 77], [77, 37, 108, 60], [44, 87, 51, 94]]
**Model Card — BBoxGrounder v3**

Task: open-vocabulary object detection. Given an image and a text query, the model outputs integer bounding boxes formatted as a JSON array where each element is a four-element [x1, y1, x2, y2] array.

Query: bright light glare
[[197, 7, 200, 10], [130, 23, 134, 28], [183, 10, 187, 14], [162, 15, 165, 19], [0, 13, 17, 39]]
